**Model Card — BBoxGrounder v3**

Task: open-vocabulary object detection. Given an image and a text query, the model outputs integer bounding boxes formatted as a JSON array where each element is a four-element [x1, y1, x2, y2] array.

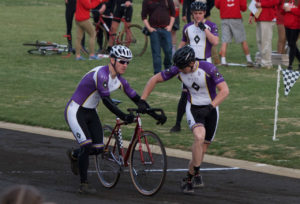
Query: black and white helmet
[[173, 46, 195, 69], [110, 45, 133, 60], [190, 1, 207, 12]]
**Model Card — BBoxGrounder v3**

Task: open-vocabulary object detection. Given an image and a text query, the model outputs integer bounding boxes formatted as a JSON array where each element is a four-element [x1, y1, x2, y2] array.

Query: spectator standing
[[170, 1, 219, 132], [171, 0, 181, 56], [139, 46, 229, 194], [65, 0, 85, 53], [106, 0, 133, 52], [249, 0, 279, 69], [92, 0, 113, 53], [282, 0, 300, 70], [75, 0, 104, 60], [215, 0, 254, 67], [276, 0, 287, 54], [141, 0, 176, 74]]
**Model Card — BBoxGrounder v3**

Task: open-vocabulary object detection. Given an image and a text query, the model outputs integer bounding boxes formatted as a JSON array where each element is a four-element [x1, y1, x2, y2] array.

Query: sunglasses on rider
[[116, 59, 130, 65]]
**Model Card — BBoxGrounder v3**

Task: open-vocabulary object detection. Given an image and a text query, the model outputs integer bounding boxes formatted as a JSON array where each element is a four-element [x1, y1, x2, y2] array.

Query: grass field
[[1, 0, 300, 169]]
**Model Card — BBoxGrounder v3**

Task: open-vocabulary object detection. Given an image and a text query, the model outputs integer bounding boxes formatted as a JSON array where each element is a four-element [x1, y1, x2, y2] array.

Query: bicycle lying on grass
[[94, 102, 167, 196], [23, 40, 69, 56]]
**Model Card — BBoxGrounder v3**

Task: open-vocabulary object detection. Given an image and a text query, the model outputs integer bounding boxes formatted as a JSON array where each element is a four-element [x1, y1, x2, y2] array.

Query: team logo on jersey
[[214, 71, 222, 78], [194, 35, 200, 44], [192, 82, 200, 91], [103, 81, 108, 89], [76, 132, 81, 139], [165, 68, 171, 73]]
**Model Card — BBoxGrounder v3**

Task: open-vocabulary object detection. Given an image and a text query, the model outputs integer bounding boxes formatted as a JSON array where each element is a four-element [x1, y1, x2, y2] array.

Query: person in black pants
[[283, 2, 300, 70], [65, 0, 85, 53], [286, 28, 300, 70], [92, 1, 113, 53]]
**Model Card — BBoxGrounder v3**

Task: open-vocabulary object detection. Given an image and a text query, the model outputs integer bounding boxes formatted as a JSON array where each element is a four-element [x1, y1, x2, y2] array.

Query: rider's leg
[[107, 21, 120, 49]]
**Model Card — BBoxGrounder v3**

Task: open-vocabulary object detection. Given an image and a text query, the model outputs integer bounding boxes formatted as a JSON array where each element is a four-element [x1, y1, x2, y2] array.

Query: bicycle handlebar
[[127, 108, 165, 117]]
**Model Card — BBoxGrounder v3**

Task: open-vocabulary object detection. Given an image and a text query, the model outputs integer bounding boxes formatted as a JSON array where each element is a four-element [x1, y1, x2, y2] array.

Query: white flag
[[281, 69, 300, 96]]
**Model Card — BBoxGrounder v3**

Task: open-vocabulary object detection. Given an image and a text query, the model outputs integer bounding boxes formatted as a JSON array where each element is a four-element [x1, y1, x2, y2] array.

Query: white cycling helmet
[[110, 45, 133, 60]]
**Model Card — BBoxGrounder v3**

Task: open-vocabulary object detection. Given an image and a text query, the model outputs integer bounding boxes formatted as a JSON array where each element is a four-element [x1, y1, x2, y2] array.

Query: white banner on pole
[[273, 65, 281, 141]]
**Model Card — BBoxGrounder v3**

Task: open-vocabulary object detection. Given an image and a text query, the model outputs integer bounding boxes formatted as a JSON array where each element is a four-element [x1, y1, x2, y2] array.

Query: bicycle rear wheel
[[120, 24, 148, 57], [27, 49, 59, 55], [129, 131, 167, 196], [95, 125, 121, 188]]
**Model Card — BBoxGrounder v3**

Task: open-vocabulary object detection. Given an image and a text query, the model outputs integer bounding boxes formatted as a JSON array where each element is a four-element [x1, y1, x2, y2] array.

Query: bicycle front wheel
[[120, 24, 148, 57], [129, 131, 167, 196], [23, 41, 56, 47], [95, 125, 121, 188]]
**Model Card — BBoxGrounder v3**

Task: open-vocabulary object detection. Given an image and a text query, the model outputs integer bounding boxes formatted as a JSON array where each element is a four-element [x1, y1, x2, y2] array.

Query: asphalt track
[[0, 125, 300, 204]]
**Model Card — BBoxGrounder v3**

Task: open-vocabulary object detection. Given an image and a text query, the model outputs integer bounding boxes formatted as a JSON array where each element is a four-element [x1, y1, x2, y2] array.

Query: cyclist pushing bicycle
[[64, 45, 167, 194]]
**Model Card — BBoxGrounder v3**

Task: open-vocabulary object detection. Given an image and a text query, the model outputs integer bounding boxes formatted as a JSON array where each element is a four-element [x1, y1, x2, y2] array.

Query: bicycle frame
[[104, 113, 152, 168], [95, 14, 131, 45]]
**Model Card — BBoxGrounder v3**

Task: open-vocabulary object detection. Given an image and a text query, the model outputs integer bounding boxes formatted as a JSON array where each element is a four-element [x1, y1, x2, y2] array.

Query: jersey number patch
[[192, 82, 200, 91]]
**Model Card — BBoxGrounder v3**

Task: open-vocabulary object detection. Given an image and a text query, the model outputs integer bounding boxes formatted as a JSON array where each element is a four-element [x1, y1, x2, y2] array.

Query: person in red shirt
[[75, 0, 105, 60], [215, 0, 254, 67], [249, 0, 279, 69], [282, 1, 300, 70]]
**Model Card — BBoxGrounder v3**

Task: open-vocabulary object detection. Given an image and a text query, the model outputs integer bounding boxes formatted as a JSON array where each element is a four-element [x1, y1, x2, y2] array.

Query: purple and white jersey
[[161, 61, 225, 106], [70, 65, 137, 109], [181, 20, 218, 59]]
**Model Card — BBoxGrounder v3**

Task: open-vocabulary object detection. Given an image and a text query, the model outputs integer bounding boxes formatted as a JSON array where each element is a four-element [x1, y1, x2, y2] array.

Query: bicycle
[[23, 40, 69, 56], [94, 103, 167, 196], [93, 11, 148, 57]]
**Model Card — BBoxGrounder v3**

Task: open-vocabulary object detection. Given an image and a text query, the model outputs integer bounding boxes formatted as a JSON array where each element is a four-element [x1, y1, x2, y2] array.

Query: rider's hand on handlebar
[[137, 99, 150, 113], [123, 114, 135, 124], [153, 114, 167, 125]]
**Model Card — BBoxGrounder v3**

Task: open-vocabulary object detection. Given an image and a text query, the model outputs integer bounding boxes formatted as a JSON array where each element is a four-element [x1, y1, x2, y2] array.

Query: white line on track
[[0, 167, 240, 174]]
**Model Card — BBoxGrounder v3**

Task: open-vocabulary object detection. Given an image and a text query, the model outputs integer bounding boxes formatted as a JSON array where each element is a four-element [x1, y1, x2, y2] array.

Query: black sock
[[194, 166, 200, 175], [187, 172, 193, 181]]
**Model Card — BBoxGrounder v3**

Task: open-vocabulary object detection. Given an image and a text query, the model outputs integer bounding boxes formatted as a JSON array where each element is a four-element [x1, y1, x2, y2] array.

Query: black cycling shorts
[[113, 1, 133, 23], [186, 102, 219, 143]]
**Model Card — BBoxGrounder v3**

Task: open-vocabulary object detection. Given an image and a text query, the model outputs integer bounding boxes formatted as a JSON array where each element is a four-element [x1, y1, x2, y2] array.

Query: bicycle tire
[[119, 24, 148, 57], [27, 49, 60, 56], [23, 41, 56, 47], [95, 125, 121, 188], [129, 131, 167, 196]]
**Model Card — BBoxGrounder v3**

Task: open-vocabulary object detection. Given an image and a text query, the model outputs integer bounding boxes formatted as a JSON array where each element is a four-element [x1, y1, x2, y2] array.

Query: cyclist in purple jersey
[[64, 45, 162, 194], [140, 46, 229, 194], [170, 1, 219, 133]]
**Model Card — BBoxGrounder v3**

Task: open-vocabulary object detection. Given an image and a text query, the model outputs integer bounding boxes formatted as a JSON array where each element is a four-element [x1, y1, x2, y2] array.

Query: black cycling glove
[[123, 114, 135, 124], [155, 114, 167, 125], [148, 111, 167, 125], [137, 99, 150, 113], [198, 22, 206, 31]]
